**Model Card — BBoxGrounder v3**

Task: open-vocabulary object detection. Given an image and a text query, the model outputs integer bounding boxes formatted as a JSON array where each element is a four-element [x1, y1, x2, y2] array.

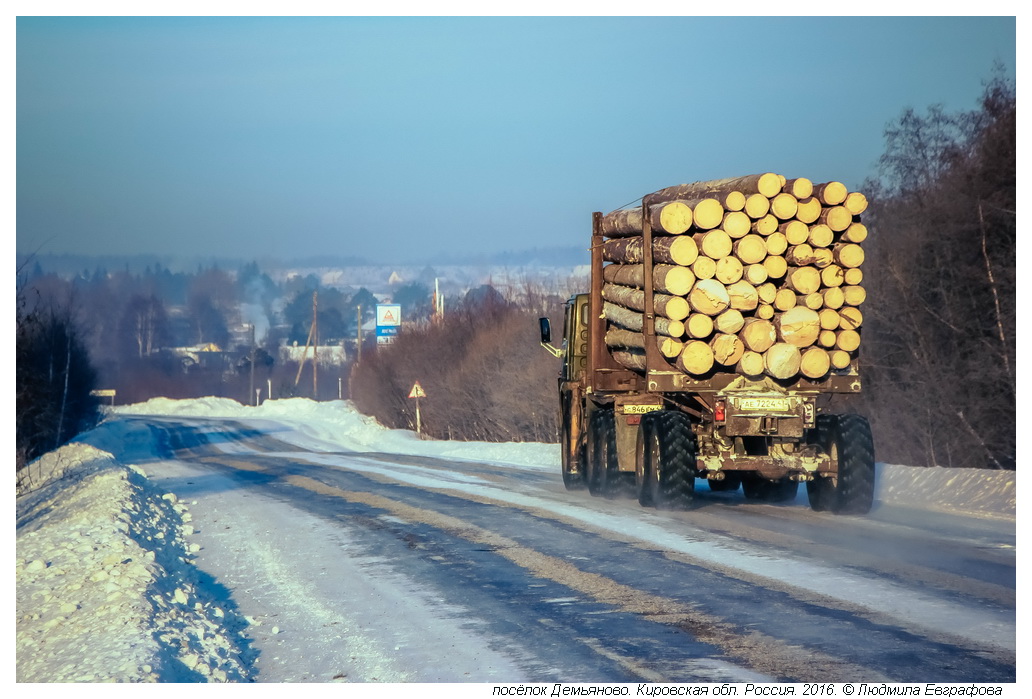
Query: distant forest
[[16, 71, 1014, 472]]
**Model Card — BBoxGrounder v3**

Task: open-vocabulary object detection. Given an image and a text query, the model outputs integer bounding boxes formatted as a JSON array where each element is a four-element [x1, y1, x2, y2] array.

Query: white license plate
[[738, 397, 792, 412], [623, 404, 662, 415]]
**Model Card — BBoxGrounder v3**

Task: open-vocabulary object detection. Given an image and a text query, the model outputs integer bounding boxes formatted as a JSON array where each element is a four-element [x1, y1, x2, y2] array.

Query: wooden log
[[842, 285, 867, 306], [780, 220, 809, 245], [841, 222, 868, 244], [820, 264, 845, 288], [602, 282, 691, 321], [813, 181, 848, 206], [836, 329, 861, 352], [723, 190, 746, 212], [844, 191, 868, 215], [765, 343, 802, 380], [602, 235, 699, 266], [601, 201, 695, 237], [658, 336, 686, 358], [751, 214, 779, 235], [677, 340, 715, 375], [785, 243, 816, 266], [722, 211, 752, 238], [838, 307, 863, 331], [603, 263, 697, 296], [688, 279, 731, 316], [800, 347, 831, 379], [811, 248, 834, 268], [774, 306, 821, 347], [736, 350, 766, 377], [692, 256, 716, 280], [763, 255, 788, 279], [606, 330, 686, 360], [602, 302, 685, 337], [611, 348, 647, 371], [693, 229, 732, 259], [744, 193, 770, 219], [782, 177, 813, 199], [714, 256, 744, 284], [711, 333, 745, 366], [686, 313, 714, 339], [756, 304, 775, 320], [798, 292, 824, 311], [773, 288, 797, 312], [807, 223, 834, 248], [734, 234, 767, 265], [833, 242, 865, 269], [648, 173, 784, 203], [770, 193, 798, 220], [844, 267, 864, 286], [818, 308, 841, 330], [715, 308, 745, 335], [691, 198, 725, 230], [785, 266, 822, 295], [739, 318, 776, 353], [830, 349, 852, 370], [795, 196, 822, 224], [756, 282, 777, 304], [743, 263, 769, 285], [819, 205, 853, 232], [765, 232, 788, 256], [818, 329, 838, 348], [727, 279, 759, 312], [821, 286, 845, 310]]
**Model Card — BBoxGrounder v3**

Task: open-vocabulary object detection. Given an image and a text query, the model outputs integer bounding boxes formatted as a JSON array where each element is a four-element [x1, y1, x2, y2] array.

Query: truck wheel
[[587, 409, 619, 497], [810, 414, 876, 514], [637, 411, 696, 510], [560, 393, 585, 491], [806, 414, 836, 510]]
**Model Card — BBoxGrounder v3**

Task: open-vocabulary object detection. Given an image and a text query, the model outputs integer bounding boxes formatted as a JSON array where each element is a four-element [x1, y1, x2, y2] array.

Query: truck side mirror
[[539, 317, 552, 344]]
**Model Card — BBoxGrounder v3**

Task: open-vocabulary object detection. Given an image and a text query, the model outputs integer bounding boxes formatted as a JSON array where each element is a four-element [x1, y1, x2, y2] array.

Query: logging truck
[[538, 173, 876, 514]]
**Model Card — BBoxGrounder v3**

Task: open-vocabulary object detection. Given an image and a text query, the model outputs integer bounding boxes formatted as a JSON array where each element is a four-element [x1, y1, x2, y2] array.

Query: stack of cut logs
[[601, 173, 867, 381]]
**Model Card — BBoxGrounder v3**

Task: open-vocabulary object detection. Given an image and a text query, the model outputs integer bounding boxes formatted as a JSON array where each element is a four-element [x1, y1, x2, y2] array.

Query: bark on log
[[602, 235, 699, 266], [607, 327, 685, 359], [677, 340, 715, 375], [688, 279, 731, 316], [714, 256, 744, 284], [734, 234, 767, 265], [765, 343, 802, 380], [611, 348, 647, 371], [711, 333, 745, 366], [602, 282, 690, 321], [811, 248, 834, 268], [686, 313, 714, 339], [727, 279, 759, 311], [786, 243, 816, 266], [736, 350, 766, 377], [774, 306, 821, 347], [813, 181, 848, 205], [603, 302, 685, 337], [603, 263, 696, 296], [648, 173, 784, 204], [841, 222, 868, 244], [800, 347, 831, 379], [739, 318, 777, 353], [819, 205, 853, 232], [601, 200, 695, 237]]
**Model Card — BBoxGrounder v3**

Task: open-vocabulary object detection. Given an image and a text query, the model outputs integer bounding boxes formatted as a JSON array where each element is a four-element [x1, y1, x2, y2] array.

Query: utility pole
[[249, 324, 256, 405], [356, 304, 362, 364]]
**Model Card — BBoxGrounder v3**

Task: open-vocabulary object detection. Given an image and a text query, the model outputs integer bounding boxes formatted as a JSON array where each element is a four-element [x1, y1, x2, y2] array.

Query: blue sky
[[16, 15, 1016, 265]]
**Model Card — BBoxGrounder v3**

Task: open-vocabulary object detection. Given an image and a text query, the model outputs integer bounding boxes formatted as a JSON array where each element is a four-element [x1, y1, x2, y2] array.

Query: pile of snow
[[16, 397, 1015, 682], [16, 444, 253, 682]]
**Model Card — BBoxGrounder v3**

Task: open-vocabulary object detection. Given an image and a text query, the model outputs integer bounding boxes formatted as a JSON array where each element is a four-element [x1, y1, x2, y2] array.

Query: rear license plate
[[738, 397, 791, 412], [623, 404, 662, 414]]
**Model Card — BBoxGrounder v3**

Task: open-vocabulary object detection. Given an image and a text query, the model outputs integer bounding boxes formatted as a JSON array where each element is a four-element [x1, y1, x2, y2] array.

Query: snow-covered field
[[15, 398, 1017, 683]]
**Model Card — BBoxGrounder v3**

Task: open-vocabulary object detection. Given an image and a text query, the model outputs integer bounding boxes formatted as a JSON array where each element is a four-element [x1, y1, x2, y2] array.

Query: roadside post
[[408, 381, 426, 437]]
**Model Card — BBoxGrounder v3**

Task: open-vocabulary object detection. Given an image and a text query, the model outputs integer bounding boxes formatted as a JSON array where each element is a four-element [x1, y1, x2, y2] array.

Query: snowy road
[[111, 410, 1015, 684]]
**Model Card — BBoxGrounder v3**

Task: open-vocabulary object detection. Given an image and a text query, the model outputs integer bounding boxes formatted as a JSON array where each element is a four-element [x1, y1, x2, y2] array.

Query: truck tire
[[809, 413, 875, 514], [587, 409, 619, 497], [637, 411, 696, 510], [560, 393, 585, 491]]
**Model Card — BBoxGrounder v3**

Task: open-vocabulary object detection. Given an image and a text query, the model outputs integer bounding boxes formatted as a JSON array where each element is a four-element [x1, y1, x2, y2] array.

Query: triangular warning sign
[[382, 310, 396, 323], [408, 382, 426, 399]]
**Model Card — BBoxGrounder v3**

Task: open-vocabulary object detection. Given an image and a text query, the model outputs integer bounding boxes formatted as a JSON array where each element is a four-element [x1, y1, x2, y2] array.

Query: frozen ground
[[14, 398, 1017, 683]]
